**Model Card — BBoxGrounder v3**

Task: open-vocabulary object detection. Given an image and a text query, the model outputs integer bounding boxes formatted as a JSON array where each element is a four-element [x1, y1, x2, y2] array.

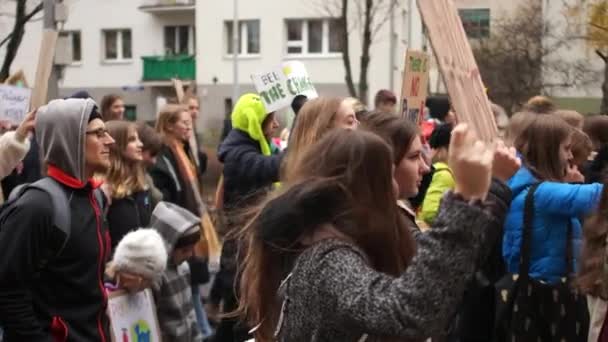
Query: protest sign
[[0, 85, 32, 125], [107, 289, 161, 342], [400, 50, 430, 124], [251, 61, 317, 113], [31, 29, 59, 109], [416, 0, 498, 141]]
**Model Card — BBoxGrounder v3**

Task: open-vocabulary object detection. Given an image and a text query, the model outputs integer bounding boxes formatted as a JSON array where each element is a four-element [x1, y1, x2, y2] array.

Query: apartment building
[[0, 0, 601, 139]]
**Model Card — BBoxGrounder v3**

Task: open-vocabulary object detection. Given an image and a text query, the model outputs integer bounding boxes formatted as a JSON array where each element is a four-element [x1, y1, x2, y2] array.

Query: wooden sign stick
[[30, 29, 59, 109]]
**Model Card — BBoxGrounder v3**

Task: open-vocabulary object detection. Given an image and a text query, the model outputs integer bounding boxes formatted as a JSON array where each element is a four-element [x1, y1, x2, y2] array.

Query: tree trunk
[[358, 0, 373, 105], [599, 51, 608, 115], [341, 0, 358, 98], [0, 1, 43, 82]]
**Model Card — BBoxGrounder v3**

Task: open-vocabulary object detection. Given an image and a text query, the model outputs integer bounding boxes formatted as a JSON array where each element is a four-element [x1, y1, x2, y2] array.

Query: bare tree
[[473, 1, 596, 113], [0, 0, 43, 82], [320, 0, 397, 104]]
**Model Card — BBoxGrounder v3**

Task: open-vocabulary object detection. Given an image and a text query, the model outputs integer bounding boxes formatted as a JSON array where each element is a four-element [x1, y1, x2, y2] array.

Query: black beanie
[[429, 123, 453, 149], [88, 105, 102, 122]]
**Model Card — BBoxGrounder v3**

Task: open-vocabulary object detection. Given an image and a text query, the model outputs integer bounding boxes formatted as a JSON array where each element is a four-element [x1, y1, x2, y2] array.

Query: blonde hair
[[523, 96, 556, 114], [284, 97, 344, 180], [105, 121, 147, 199], [155, 104, 188, 140]]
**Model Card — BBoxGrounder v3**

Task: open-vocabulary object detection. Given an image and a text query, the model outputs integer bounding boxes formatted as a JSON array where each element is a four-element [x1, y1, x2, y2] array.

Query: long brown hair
[[105, 120, 147, 198], [504, 111, 535, 147], [584, 115, 608, 151], [578, 181, 608, 298], [515, 114, 573, 181], [360, 110, 419, 165], [100, 94, 123, 122], [283, 97, 344, 180], [238, 129, 411, 341]]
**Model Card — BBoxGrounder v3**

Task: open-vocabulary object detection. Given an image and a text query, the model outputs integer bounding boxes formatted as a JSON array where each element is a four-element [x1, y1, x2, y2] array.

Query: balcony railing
[[139, 0, 195, 13], [142, 55, 195, 81]]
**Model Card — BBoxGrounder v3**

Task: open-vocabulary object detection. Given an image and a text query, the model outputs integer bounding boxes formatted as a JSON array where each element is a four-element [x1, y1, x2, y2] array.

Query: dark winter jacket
[[217, 129, 283, 211], [0, 99, 112, 342], [108, 190, 152, 251], [150, 144, 205, 216], [275, 192, 494, 341]]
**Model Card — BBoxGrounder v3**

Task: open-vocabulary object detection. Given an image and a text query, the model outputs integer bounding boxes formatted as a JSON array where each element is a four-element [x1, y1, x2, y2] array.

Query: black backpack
[[2, 177, 106, 262]]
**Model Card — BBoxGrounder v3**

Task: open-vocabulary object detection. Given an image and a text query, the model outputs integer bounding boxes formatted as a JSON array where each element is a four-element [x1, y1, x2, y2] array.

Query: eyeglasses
[[85, 127, 110, 138]]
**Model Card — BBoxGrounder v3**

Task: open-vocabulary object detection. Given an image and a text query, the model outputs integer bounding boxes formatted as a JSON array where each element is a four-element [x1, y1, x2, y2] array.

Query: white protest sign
[[0, 85, 32, 125], [107, 289, 161, 342], [281, 61, 318, 99], [251, 61, 317, 113]]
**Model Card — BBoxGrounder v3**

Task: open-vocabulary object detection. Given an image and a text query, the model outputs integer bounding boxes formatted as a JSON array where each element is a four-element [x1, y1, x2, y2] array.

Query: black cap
[[291, 95, 308, 116], [429, 123, 453, 149]]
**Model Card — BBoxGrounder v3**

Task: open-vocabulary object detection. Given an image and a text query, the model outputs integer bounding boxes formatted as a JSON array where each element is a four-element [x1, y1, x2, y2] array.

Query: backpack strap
[[8, 178, 72, 259]]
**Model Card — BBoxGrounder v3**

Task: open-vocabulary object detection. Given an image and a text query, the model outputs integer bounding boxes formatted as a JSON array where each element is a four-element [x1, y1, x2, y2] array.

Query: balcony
[[141, 55, 196, 84], [139, 0, 195, 14]]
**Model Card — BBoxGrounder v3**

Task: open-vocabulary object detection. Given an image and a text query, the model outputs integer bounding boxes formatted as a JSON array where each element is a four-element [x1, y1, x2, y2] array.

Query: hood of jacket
[[149, 201, 200, 253], [230, 93, 271, 156], [35, 98, 97, 182]]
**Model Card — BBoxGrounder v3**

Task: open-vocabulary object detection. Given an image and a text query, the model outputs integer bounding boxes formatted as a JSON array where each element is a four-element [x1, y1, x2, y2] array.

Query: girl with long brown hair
[[100, 94, 125, 121], [238, 125, 501, 341], [284, 97, 358, 180], [104, 120, 151, 251]]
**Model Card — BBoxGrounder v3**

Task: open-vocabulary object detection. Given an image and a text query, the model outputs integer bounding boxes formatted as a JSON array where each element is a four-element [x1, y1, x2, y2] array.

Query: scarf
[[169, 139, 201, 216]]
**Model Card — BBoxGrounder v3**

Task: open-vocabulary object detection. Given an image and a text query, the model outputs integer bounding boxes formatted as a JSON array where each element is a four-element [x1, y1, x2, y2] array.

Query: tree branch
[[0, 2, 42, 49], [598, 50, 608, 62]]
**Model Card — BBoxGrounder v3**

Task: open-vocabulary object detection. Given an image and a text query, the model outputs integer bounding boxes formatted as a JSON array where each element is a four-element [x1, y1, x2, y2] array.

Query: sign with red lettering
[[400, 50, 430, 124]]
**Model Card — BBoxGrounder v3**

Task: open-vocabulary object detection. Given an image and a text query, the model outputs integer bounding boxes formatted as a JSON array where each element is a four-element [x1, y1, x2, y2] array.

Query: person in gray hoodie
[[0, 98, 115, 342], [149, 201, 203, 342]]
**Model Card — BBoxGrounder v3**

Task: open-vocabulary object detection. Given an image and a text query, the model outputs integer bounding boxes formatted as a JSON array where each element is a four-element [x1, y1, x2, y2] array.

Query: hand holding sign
[[0, 85, 32, 126], [15, 109, 36, 142]]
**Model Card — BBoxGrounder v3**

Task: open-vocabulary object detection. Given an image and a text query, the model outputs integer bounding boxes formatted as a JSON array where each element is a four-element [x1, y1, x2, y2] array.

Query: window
[[103, 29, 132, 61], [458, 9, 490, 39], [124, 105, 137, 121], [285, 18, 344, 56], [164, 26, 195, 55], [225, 20, 260, 55], [60, 31, 82, 63]]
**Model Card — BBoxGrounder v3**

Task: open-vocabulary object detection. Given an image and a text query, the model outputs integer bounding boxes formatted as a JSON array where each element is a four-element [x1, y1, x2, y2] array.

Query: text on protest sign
[[251, 61, 317, 113], [417, 0, 497, 141], [0, 85, 32, 125], [400, 50, 430, 124], [107, 289, 161, 342]]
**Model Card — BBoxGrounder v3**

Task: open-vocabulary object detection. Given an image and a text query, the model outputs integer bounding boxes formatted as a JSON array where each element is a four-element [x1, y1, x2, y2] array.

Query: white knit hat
[[113, 229, 168, 280]]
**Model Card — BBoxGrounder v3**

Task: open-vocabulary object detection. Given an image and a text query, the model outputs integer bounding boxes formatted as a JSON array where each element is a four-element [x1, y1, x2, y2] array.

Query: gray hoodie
[[150, 201, 203, 342], [36, 98, 97, 182]]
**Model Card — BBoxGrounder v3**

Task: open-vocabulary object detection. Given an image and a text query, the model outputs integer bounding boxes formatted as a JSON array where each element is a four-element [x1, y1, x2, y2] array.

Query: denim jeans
[[192, 285, 214, 338]]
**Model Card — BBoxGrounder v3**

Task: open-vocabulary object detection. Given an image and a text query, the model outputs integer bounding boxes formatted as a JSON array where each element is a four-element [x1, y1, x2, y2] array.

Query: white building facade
[[0, 0, 602, 141]]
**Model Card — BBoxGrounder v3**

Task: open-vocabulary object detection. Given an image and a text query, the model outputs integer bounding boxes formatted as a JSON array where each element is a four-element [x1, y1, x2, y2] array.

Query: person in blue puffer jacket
[[503, 114, 603, 285]]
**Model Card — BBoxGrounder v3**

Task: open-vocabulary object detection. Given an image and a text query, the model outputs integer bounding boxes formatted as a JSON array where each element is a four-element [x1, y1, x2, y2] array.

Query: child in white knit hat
[[107, 228, 168, 293]]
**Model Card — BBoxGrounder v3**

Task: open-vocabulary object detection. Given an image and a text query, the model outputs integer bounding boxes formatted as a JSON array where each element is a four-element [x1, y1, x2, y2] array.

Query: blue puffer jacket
[[503, 166, 602, 284]]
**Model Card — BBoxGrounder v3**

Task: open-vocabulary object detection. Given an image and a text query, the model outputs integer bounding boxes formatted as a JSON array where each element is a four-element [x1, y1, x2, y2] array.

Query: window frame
[[285, 18, 343, 58], [60, 30, 82, 65], [164, 25, 196, 56], [458, 8, 491, 39], [102, 28, 133, 63], [224, 19, 261, 57]]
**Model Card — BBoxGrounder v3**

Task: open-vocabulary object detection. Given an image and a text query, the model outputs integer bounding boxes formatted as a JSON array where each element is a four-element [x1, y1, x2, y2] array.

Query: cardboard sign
[[31, 29, 59, 109], [251, 61, 317, 113], [417, 0, 498, 141], [400, 50, 430, 124], [107, 289, 162, 342], [0, 85, 32, 125]]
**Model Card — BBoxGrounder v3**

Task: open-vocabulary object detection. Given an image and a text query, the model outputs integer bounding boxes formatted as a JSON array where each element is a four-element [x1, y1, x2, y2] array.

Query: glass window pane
[[247, 20, 260, 54], [287, 46, 302, 54], [329, 19, 344, 53], [164, 26, 176, 54], [308, 20, 323, 53], [178, 26, 189, 54], [104, 30, 117, 60], [458, 9, 490, 39], [72, 32, 81, 61], [287, 20, 302, 41], [226, 22, 233, 54], [122, 30, 132, 59]]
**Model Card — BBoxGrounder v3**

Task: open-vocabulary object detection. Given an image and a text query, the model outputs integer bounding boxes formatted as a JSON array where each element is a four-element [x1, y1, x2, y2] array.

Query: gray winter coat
[[275, 192, 494, 342]]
